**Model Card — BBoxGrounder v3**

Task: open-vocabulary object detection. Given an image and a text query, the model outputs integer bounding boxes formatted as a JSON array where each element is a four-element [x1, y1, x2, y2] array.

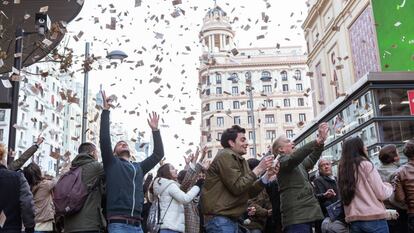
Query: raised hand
[[147, 111, 159, 130], [101, 91, 110, 110]]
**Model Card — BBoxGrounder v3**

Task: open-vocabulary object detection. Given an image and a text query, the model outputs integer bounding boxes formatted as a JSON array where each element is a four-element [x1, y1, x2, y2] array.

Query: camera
[[35, 13, 51, 35]]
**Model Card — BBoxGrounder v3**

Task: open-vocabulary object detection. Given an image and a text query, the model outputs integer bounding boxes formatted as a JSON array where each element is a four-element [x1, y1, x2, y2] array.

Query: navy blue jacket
[[99, 110, 164, 220], [0, 164, 35, 232]]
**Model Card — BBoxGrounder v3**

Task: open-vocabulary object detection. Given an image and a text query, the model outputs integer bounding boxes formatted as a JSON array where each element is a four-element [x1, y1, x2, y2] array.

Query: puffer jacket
[[394, 161, 414, 213], [153, 178, 200, 233]]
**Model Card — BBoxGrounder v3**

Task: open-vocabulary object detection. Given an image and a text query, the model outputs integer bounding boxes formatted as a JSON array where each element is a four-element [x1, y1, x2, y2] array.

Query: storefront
[[293, 72, 414, 173]]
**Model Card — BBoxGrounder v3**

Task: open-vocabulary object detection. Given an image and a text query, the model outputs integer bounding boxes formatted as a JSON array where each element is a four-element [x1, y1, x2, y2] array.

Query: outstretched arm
[[9, 136, 44, 171], [140, 112, 164, 174], [99, 91, 116, 167]]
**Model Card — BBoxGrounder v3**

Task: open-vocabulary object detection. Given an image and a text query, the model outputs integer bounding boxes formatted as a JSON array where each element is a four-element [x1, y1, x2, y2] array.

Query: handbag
[[147, 183, 174, 233], [326, 200, 345, 222]]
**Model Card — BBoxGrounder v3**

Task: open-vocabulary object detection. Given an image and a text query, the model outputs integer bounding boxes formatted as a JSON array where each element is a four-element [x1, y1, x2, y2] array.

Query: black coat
[[313, 175, 340, 216], [0, 165, 35, 232]]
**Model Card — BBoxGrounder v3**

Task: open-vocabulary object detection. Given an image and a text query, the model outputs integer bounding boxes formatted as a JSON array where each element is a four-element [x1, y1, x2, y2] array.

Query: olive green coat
[[201, 148, 264, 219], [278, 140, 324, 227]]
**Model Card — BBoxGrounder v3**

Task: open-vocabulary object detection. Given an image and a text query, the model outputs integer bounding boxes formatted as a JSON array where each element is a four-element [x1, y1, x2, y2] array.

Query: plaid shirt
[[181, 163, 203, 233]]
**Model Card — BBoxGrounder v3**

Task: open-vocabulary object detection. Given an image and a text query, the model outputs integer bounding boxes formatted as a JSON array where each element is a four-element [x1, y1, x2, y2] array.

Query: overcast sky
[[62, 0, 308, 167]]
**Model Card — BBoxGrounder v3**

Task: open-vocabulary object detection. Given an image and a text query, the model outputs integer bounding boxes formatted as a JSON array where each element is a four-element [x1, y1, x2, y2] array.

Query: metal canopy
[[0, 0, 84, 74]]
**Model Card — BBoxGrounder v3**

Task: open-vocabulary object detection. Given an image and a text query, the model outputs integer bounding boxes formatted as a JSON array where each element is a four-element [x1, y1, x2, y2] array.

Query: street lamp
[[245, 71, 257, 158], [81, 43, 128, 143]]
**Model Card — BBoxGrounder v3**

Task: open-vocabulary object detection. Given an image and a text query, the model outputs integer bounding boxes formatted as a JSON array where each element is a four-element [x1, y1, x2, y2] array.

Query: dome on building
[[206, 6, 227, 18]]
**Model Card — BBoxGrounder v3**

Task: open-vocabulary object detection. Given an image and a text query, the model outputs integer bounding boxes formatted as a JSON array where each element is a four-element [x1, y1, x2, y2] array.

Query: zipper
[[129, 161, 137, 217]]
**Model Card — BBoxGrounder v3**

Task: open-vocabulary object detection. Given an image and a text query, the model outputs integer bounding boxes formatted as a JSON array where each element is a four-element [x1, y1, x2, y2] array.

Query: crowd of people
[[1, 91, 414, 233]]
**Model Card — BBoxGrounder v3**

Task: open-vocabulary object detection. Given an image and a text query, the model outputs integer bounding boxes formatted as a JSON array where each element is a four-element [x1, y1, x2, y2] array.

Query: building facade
[[294, 72, 414, 173], [302, 0, 414, 116], [198, 6, 314, 158]]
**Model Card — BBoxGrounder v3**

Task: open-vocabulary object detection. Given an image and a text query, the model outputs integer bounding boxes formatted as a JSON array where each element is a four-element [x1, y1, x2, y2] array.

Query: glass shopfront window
[[376, 88, 411, 116]]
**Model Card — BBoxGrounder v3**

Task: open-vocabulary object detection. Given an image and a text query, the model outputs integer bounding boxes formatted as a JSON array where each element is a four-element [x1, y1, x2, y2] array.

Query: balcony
[[260, 76, 272, 82]]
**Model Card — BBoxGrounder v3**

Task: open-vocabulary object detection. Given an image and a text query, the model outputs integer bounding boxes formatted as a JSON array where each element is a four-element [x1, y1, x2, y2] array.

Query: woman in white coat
[[152, 163, 202, 233]]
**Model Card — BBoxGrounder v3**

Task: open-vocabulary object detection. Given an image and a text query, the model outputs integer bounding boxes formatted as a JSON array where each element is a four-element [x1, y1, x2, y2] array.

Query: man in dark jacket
[[314, 159, 348, 233], [0, 144, 35, 233], [100, 91, 164, 233], [201, 125, 275, 233], [273, 123, 328, 233], [64, 142, 105, 233]]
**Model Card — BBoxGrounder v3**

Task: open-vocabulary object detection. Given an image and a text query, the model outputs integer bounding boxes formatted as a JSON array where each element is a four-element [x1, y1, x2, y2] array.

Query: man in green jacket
[[64, 142, 105, 233], [272, 122, 329, 233], [202, 125, 276, 233]]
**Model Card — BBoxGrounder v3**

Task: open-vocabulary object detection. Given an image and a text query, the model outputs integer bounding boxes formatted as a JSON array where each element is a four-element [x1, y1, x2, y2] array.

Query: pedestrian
[[151, 163, 202, 233], [0, 143, 35, 233], [272, 123, 329, 233], [22, 163, 56, 233], [243, 158, 273, 233], [100, 91, 164, 233], [378, 144, 400, 183], [313, 159, 348, 233], [8, 136, 44, 171], [201, 125, 277, 233], [338, 137, 393, 233], [378, 144, 407, 233], [63, 142, 106, 233], [394, 139, 414, 232]]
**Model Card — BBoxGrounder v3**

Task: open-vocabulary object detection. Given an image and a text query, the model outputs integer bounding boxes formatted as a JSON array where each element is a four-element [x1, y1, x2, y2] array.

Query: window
[[283, 99, 291, 107], [0, 110, 5, 121], [265, 114, 275, 124], [285, 114, 292, 122], [216, 101, 223, 110], [216, 73, 222, 84], [264, 99, 273, 107], [296, 83, 303, 91], [232, 86, 239, 95], [266, 130, 276, 140], [234, 116, 241, 125], [286, 130, 294, 138], [281, 71, 288, 81], [233, 101, 240, 109], [298, 98, 305, 106], [247, 100, 252, 109], [248, 115, 253, 124], [217, 117, 224, 127], [295, 70, 302, 80], [299, 113, 306, 122], [216, 87, 222, 95], [261, 71, 272, 81], [0, 129, 3, 141], [282, 84, 289, 92], [248, 131, 255, 140], [263, 85, 272, 93], [230, 73, 239, 83]]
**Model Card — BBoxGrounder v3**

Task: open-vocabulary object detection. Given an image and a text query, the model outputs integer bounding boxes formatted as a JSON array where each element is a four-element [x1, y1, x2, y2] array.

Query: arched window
[[295, 70, 301, 80], [261, 71, 272, 81], [281, 71, 288, 81]]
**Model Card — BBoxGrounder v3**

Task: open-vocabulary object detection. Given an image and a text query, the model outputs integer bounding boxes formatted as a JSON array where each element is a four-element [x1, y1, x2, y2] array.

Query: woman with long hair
[[150, 163, 202, 233], [23, 163, 56, 233], [338, 137, 393, 233]]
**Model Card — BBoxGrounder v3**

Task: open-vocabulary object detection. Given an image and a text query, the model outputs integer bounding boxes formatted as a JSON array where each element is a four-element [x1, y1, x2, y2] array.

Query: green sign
[[371, 0, 414, 71]]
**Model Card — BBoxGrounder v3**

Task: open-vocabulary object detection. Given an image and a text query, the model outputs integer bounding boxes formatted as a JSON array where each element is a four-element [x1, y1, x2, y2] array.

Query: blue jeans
[[108, 223, 144, 233], [204, 216, 238, 233], [350, 219, 389, 233], [284, 222, 312, 233], [160, 230, 181, 233]]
